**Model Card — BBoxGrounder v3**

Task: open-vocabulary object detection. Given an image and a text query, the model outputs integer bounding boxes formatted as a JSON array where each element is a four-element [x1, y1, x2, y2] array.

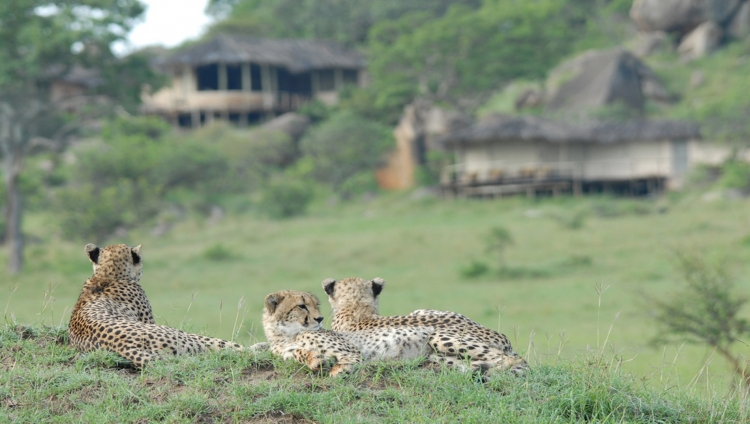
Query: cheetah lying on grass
[[68, 243, 243, 367], [322, 277, 529, 375], [262, 290, 433, 376]]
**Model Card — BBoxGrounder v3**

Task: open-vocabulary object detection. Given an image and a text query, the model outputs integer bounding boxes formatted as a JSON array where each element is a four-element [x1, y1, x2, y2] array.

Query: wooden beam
[[218, 63, 227, 91], [241, 63, 251, 92]]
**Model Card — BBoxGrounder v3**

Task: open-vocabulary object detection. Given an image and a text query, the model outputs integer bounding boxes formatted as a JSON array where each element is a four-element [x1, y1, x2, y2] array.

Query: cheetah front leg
[[292, 348, 326, 372]]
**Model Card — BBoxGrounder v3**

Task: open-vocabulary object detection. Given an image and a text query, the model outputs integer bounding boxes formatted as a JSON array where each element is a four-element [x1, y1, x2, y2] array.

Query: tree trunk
[[0, 103, 25, 274], [5, 162, 23, 273]]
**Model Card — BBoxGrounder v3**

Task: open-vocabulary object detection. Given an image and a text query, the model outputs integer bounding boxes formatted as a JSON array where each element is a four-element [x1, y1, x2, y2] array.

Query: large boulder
[[261, 112, 311, 141], [545, 48, 671, 113], [678, 21, 724, 61], [728, 1, 750, 39], [629, 31, 673, 57], [630, 0, 742, 33]]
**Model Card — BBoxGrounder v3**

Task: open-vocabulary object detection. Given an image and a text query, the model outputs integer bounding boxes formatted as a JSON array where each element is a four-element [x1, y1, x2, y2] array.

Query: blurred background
[[2, 0, 750, 392]]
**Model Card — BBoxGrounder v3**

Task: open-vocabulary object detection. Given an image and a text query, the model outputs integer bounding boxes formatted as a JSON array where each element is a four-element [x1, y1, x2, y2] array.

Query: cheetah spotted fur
[[322, 277, 529, 375], [263, 290, 433, 376], [68, 243, 242, 367]]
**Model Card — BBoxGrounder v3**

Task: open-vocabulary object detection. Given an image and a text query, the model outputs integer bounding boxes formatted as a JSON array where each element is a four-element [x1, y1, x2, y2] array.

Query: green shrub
[[460, 261, 490, 279], [300, 111, 394, 193], [338, 171, 379, 199], [202, 243, 237, 261], [717, 160, 750, 191], [101, 115, 171, 140], [258, 178, 315, 219], [57, 180, 160, 243]]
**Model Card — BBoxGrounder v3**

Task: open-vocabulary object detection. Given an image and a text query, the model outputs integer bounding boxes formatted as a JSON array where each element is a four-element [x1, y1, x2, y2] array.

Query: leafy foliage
[[646, 251, 750, 387], [299, 111, 394, 193], [485, 226, 514, 268], [258, 177, 314, 219], [206, 0, 481, 46]]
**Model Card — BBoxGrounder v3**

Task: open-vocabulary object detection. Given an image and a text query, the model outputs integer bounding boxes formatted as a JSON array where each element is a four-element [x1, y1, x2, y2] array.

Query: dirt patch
[[240, 363, 278, 384], [247, 411, 315, 423]]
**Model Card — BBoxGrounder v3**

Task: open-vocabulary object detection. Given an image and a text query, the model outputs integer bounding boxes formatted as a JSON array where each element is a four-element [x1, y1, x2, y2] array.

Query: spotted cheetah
[[68, 243, 243, 367], [322, 277, 529, 375], [263, 290, 433, 376]]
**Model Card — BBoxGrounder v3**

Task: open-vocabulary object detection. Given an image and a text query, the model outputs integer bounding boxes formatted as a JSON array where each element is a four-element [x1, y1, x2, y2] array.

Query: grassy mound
[[1, 325, 747, 423]]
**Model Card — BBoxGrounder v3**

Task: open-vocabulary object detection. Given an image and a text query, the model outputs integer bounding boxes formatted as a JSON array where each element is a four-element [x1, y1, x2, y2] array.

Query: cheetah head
[[85, 243, 143, 283], [263, 290, 325, 337], [321, 277, 384, 315]]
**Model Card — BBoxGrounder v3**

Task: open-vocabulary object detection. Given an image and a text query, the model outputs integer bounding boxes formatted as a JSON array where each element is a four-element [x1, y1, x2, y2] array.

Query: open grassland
[[1, 325, 748, 423], [3, 192, 750, 393]]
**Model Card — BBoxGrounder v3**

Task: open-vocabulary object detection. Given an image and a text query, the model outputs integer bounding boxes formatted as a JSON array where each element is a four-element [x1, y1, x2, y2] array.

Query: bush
[[460, 261, 490, 279], [717, 160, 750, 191], [258, 178, 315, 219], [202, 243, 237, 261], [299, 111, 394, 193], [338, 171, 379, 199], [56, 180, 160, 243]]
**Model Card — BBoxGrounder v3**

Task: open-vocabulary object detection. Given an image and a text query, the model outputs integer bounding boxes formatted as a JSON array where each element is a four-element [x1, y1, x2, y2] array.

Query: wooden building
[[439, 114, 706, 197], [141, 35, 366, 127]]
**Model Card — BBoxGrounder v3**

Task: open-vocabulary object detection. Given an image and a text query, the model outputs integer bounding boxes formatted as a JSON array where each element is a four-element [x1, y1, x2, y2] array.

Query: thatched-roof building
[[438, 114, 713, 196], [142, 35, 366, 127]]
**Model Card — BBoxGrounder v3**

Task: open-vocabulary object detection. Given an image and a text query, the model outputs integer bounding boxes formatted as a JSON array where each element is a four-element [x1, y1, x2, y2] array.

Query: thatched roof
[[161, 35, 365, 73], [440, 114, 701, 147]]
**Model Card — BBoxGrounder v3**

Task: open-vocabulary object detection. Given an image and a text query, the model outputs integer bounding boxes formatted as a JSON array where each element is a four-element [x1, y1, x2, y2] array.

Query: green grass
[[1, 325, 748, 423], [3, 192, 750, 395]]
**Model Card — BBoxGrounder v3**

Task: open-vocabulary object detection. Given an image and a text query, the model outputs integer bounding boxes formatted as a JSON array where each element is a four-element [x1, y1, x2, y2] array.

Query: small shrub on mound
[[201, 243, 237, 261], [460, 261, 490, 279], [258, 178, 314, 219]]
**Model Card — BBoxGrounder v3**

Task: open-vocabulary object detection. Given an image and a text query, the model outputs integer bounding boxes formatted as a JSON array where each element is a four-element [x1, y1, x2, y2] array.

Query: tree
[[645, 251, 750, 389], [299, 111, 393, 194], [366, 0, 577, 116], [485, 226, 514, 269], [206, 0, 481, 46], [0, 0, 161, 273]]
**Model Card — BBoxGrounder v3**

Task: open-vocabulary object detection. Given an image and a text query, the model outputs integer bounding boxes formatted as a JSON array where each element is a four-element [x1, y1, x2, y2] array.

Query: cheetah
[[322, 277, 529, 375], [68, 243, 243, 367], [263, 290, 433, 376]]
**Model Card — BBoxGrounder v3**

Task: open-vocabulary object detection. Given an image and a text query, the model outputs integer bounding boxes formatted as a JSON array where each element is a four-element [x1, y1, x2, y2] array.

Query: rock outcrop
[[677, 21, 724, 61], [261, 112, 311, 141], [728, 1, 750, 38], [630, 0, 749, 61], [545, 48, 671, 114], [630, 0, 743, 33]]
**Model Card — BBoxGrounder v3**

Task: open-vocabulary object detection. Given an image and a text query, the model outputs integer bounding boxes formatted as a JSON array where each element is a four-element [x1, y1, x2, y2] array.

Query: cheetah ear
[[85, 243, 100, 264], [322, 278, 336, 297], [371, 277, 385, 298], [131, 245, 142, 265], [265, 293, 284, 314]]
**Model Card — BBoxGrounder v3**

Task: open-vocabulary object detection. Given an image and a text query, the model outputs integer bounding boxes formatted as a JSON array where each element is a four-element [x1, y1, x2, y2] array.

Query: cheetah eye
[[298, 305, 308, 310]]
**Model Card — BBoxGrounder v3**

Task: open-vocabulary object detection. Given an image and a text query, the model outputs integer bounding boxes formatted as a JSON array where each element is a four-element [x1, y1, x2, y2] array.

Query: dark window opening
[[278, 69, 312, 95], [343, 69, 358, 85], [247, 112, 262, 125], [251, 64, 262, 91], [177, 114, 192, 128], [227, 64, 242, 90], [200, 112, 207, 124], [318, 69, 335, 91], [196, 64, 219, 91], [277, 68, 292, 93], [292, 72, 312, 94], [228, 113, 241, 124]]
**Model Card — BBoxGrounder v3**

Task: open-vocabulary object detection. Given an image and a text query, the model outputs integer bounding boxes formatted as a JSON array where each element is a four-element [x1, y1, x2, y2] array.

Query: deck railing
[[441, 157, 672, 186]]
